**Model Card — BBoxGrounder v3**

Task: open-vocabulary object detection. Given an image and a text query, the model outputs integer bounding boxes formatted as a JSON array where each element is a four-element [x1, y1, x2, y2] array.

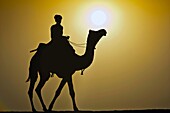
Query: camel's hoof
[[48, 104, 53, 111], [32, 108, 37, 112], [74, 107, 79, 112], [47, 108, 52, 112], [43, 108, 48, 112]]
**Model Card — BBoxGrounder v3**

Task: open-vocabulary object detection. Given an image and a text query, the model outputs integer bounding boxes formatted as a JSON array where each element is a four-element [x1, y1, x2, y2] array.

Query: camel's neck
[[74, 29, 106, 71], [75, 43, 95, 71]]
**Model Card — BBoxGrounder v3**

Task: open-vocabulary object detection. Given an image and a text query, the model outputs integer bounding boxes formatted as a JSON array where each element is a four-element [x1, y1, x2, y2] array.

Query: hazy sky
[[0, 0, 170, 111]]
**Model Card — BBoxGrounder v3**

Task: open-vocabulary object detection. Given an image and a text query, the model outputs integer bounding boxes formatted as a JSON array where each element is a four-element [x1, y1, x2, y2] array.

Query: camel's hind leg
[[27, 62, 38, 112], [28, 76, 38, 112], [35, 71, 50, 112]]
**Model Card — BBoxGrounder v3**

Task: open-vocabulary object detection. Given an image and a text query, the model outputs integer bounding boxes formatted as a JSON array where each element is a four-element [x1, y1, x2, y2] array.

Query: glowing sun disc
[[91, 10, 107, 26]]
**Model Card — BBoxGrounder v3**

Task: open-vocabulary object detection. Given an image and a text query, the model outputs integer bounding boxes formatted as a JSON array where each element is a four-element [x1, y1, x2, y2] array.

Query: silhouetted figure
[[26, 15, 107, 112], [47, 14, 75, 62], [30, 14, 70, 53], [49, 15, 69, 44]]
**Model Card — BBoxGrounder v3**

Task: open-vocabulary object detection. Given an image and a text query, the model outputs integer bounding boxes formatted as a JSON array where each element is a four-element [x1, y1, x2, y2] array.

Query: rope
[[68, 40, 87, 75], [68, 40, 86, 48]]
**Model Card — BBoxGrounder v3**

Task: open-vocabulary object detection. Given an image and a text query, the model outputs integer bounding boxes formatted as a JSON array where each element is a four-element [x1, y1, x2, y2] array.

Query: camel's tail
[[26, 54, 39, 83]]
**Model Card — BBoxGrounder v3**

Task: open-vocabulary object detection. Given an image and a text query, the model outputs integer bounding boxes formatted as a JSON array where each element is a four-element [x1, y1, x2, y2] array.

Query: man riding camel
[[30, 14, 71, 52], [49, 14, 69, 44]]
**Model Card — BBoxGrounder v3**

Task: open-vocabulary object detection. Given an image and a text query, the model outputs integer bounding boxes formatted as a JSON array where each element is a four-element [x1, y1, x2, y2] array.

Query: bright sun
[[90, 10, 107, 26], [76, 3, 120, 31]]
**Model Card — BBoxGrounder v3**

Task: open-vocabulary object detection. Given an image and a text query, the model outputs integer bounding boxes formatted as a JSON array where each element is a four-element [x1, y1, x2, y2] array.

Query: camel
[[26, 29, 107, 112]]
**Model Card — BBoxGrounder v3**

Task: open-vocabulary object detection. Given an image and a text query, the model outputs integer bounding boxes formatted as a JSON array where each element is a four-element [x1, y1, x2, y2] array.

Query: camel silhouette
[[26, 29, 107, 112]]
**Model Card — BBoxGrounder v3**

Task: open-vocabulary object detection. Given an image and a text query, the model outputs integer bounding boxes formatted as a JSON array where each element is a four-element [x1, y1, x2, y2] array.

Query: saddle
[[30, 38, 75, 55]]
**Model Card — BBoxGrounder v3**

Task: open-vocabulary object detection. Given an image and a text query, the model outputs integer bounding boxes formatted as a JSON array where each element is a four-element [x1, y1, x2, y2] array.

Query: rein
[[68, 40, 87, 75], [68, 40, 86, 48]]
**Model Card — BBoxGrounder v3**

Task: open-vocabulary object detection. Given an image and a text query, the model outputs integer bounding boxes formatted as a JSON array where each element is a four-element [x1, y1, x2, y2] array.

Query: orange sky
[[0, 0, 170, 111]]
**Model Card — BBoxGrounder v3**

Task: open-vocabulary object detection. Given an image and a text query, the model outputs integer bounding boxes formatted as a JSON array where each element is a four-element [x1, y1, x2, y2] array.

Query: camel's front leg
[[67, 77, 79, 111], [48, 78, 67, 111]]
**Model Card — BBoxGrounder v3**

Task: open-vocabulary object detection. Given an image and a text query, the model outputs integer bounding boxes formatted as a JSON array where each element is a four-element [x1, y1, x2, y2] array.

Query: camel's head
[[87, 29, 107, 49]]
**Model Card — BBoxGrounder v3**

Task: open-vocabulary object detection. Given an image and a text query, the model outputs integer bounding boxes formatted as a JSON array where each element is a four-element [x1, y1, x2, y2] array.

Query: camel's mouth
[[104, 30, 107, 36], [103, 32, 107, 36], [100, 29, 107, 36]]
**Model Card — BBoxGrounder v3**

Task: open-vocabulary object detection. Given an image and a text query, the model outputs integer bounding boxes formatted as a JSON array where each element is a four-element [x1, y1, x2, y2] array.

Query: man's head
[[54, 15, 62, 24]]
